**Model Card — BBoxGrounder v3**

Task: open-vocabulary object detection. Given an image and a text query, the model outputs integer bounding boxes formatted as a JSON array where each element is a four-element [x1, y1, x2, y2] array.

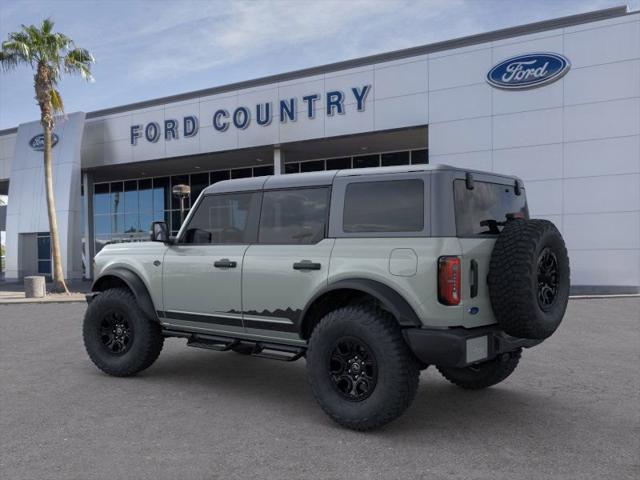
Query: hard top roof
[[202, 164, 520, 195]]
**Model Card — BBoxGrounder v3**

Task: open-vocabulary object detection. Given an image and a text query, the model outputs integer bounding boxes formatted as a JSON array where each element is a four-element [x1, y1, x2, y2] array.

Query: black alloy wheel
[[99, 309, 134, 355], [537, 247, 559, 310], [329, 337, 378, 402]]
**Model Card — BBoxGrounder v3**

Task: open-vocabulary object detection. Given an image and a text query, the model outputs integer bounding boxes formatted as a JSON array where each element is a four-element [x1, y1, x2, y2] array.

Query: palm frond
[[0, 51, 20, 70], [41, 17, 54, 35], [50, 88, 64, 113], [64, 47, 94, 81]]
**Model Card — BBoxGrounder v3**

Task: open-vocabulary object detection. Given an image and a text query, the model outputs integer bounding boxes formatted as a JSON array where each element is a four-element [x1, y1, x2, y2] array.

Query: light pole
[[172, 184, 191, 227]]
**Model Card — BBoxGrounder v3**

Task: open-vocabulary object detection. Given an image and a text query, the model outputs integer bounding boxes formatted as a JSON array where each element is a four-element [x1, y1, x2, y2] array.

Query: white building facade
[[0, 6, 638, 293]]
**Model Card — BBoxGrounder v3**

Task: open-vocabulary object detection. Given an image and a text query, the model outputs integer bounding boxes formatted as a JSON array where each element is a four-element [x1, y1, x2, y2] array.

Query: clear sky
[[0, 0, 635, 130]]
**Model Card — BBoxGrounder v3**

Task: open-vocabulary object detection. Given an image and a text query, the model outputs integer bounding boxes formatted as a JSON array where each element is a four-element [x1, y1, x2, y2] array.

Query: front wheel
[[83, 288, 164, 377], [437, 349, 521, 390], [306, 305, 420, 431]]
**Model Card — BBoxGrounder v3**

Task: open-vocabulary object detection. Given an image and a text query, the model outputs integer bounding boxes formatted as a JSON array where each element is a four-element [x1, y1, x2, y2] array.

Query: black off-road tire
[[83, 288, 164, 377], [306, 305, 420, 431], [488, 219, 570, 340], [437, 349, 521, 390]]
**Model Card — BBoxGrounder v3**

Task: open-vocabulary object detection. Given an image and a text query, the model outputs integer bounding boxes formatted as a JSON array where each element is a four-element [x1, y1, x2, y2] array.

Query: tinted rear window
[[343, 180, 424, 233], [259, 188, 329, 244], [454, 180, 528, 236]]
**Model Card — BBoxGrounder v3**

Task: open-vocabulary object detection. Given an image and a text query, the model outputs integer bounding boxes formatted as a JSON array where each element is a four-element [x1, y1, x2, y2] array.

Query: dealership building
[[0, 5, 638, 293]]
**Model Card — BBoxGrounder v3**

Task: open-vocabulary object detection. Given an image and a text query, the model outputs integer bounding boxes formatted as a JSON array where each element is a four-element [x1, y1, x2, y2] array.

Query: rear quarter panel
[[329, 237, 469, 328]]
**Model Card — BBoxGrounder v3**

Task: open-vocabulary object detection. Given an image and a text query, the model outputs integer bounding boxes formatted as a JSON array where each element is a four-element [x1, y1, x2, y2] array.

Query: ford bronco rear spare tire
[[83, 288, 164, 377], [488, 219, 570, 340], [306, 305, 420, 431]]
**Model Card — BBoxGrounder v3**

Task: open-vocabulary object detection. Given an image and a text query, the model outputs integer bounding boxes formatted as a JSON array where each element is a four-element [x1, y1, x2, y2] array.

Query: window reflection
[[91, 150, 420, 250]]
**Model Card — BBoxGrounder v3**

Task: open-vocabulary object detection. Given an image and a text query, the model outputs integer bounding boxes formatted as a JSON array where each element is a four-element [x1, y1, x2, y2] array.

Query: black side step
[[166, 329, 306, 361], [186, 334, 239, 352], [251, 342, 305, 362]]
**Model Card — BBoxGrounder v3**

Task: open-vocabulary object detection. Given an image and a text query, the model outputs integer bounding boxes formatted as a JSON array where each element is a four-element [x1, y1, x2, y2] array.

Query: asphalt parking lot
[[1, 298, 638, 480]]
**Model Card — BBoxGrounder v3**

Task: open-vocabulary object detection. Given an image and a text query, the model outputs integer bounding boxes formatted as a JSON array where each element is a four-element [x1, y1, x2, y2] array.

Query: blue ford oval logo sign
[[29, 133, 59, 151], [487, 53, 570, 90]]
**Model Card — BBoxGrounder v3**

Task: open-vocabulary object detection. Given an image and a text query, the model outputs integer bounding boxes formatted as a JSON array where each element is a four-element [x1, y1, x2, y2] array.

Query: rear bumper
[[403, 325, 542, 368]]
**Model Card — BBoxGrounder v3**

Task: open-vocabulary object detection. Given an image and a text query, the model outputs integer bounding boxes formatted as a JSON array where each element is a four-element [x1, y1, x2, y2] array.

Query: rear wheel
[[306, 305, 420, 431], [437, 349, 521, 390], [83, 288, 164, 377]]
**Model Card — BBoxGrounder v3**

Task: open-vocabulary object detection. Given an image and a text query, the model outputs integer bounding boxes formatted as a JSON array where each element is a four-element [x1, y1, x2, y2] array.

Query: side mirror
[[150, 221, 170, 243]]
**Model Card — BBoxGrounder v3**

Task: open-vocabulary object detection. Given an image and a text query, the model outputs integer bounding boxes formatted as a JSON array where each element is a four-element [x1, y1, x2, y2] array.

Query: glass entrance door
[[37, 232, 51, 276]]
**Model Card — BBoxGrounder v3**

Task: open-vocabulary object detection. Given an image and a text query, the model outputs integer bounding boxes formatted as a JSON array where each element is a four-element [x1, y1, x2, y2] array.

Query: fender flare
[[92, 268, 158, 322], [301, 278, 422, 330]]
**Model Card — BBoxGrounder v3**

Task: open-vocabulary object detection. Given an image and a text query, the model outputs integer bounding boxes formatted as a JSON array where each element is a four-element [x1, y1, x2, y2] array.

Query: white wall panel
[[428, 48, 491, 90], [564, 98, 640, 142], [429, 116, 490, 155], [492, 80, 563, 116], [0, 157, 11, 180], [563, 212, 640, 250], [533, 214, 563, 233], [523, 179, 563, 215], [493, 108, 562, 149], [325, 102, 374, 138], [278, 78, 325, 113], [563, 174, 640, 214], [564, 60, 640, 106], [102, 113, 134, 143], [568, 249, 640, 286], [492, 34, 563, 63], [493, 143, 562, 180], [161, 101, 199, 158], [82, 120, 105, 146], [375, 60, 427, 100], [279, 112, 325, 144], [564, 135, 640, 178], [0, 134, 16, 159], [198, 124, 238, 153], [428, 83, 491, 123], [103, 139, 132, 165], [238, 115, 280, 149], [80, 142, 103, 169], [199, 94, 238, 128], [324, 68, 374, 107], [374, 93, 428, 131], [564, 20, 640, 68]]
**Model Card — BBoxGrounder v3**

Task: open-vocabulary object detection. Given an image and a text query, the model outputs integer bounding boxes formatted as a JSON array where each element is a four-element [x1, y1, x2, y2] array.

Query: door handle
[[214, 258, 237, 269], [293, 260, 321, 271], [470, 259, 478, 298]]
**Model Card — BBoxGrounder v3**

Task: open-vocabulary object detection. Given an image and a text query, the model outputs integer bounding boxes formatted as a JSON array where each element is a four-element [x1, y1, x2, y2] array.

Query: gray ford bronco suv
[[84, 164, 570, 430]]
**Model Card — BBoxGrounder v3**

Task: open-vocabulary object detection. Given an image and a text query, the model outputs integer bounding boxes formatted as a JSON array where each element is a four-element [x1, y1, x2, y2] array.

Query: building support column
[[82, 171, 94, 280], [273, 146, 285, 175]]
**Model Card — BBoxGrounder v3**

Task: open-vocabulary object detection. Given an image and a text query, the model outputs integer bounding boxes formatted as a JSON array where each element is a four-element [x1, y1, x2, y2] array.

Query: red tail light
[[438, 256, 461, 306]]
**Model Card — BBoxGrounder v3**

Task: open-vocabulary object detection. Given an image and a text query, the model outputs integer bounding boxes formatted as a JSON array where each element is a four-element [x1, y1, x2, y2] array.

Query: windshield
[[454, 179, 528, 236]]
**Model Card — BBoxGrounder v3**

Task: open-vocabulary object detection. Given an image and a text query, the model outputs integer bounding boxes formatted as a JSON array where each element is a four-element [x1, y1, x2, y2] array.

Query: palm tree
[[0, 18, 94, 293]]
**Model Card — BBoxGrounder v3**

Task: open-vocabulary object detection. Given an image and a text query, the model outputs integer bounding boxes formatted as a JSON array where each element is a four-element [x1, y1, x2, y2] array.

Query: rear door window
[[454, 180, 528, 236], [343, 179, 424, 233], [259, 188, 330, 244]]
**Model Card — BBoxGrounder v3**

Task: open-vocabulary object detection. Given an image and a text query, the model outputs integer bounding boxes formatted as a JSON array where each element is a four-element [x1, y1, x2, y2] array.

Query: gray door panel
[[161, 244, 248, 334], [241, 239, 334, 341]]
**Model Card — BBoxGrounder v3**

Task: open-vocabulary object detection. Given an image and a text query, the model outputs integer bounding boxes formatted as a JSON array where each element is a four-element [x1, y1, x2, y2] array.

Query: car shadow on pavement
[[122, 341, 567, 436]]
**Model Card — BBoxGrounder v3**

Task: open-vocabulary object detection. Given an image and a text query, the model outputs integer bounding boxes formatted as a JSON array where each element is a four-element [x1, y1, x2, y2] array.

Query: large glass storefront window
[[91, 149, 427, 254]]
